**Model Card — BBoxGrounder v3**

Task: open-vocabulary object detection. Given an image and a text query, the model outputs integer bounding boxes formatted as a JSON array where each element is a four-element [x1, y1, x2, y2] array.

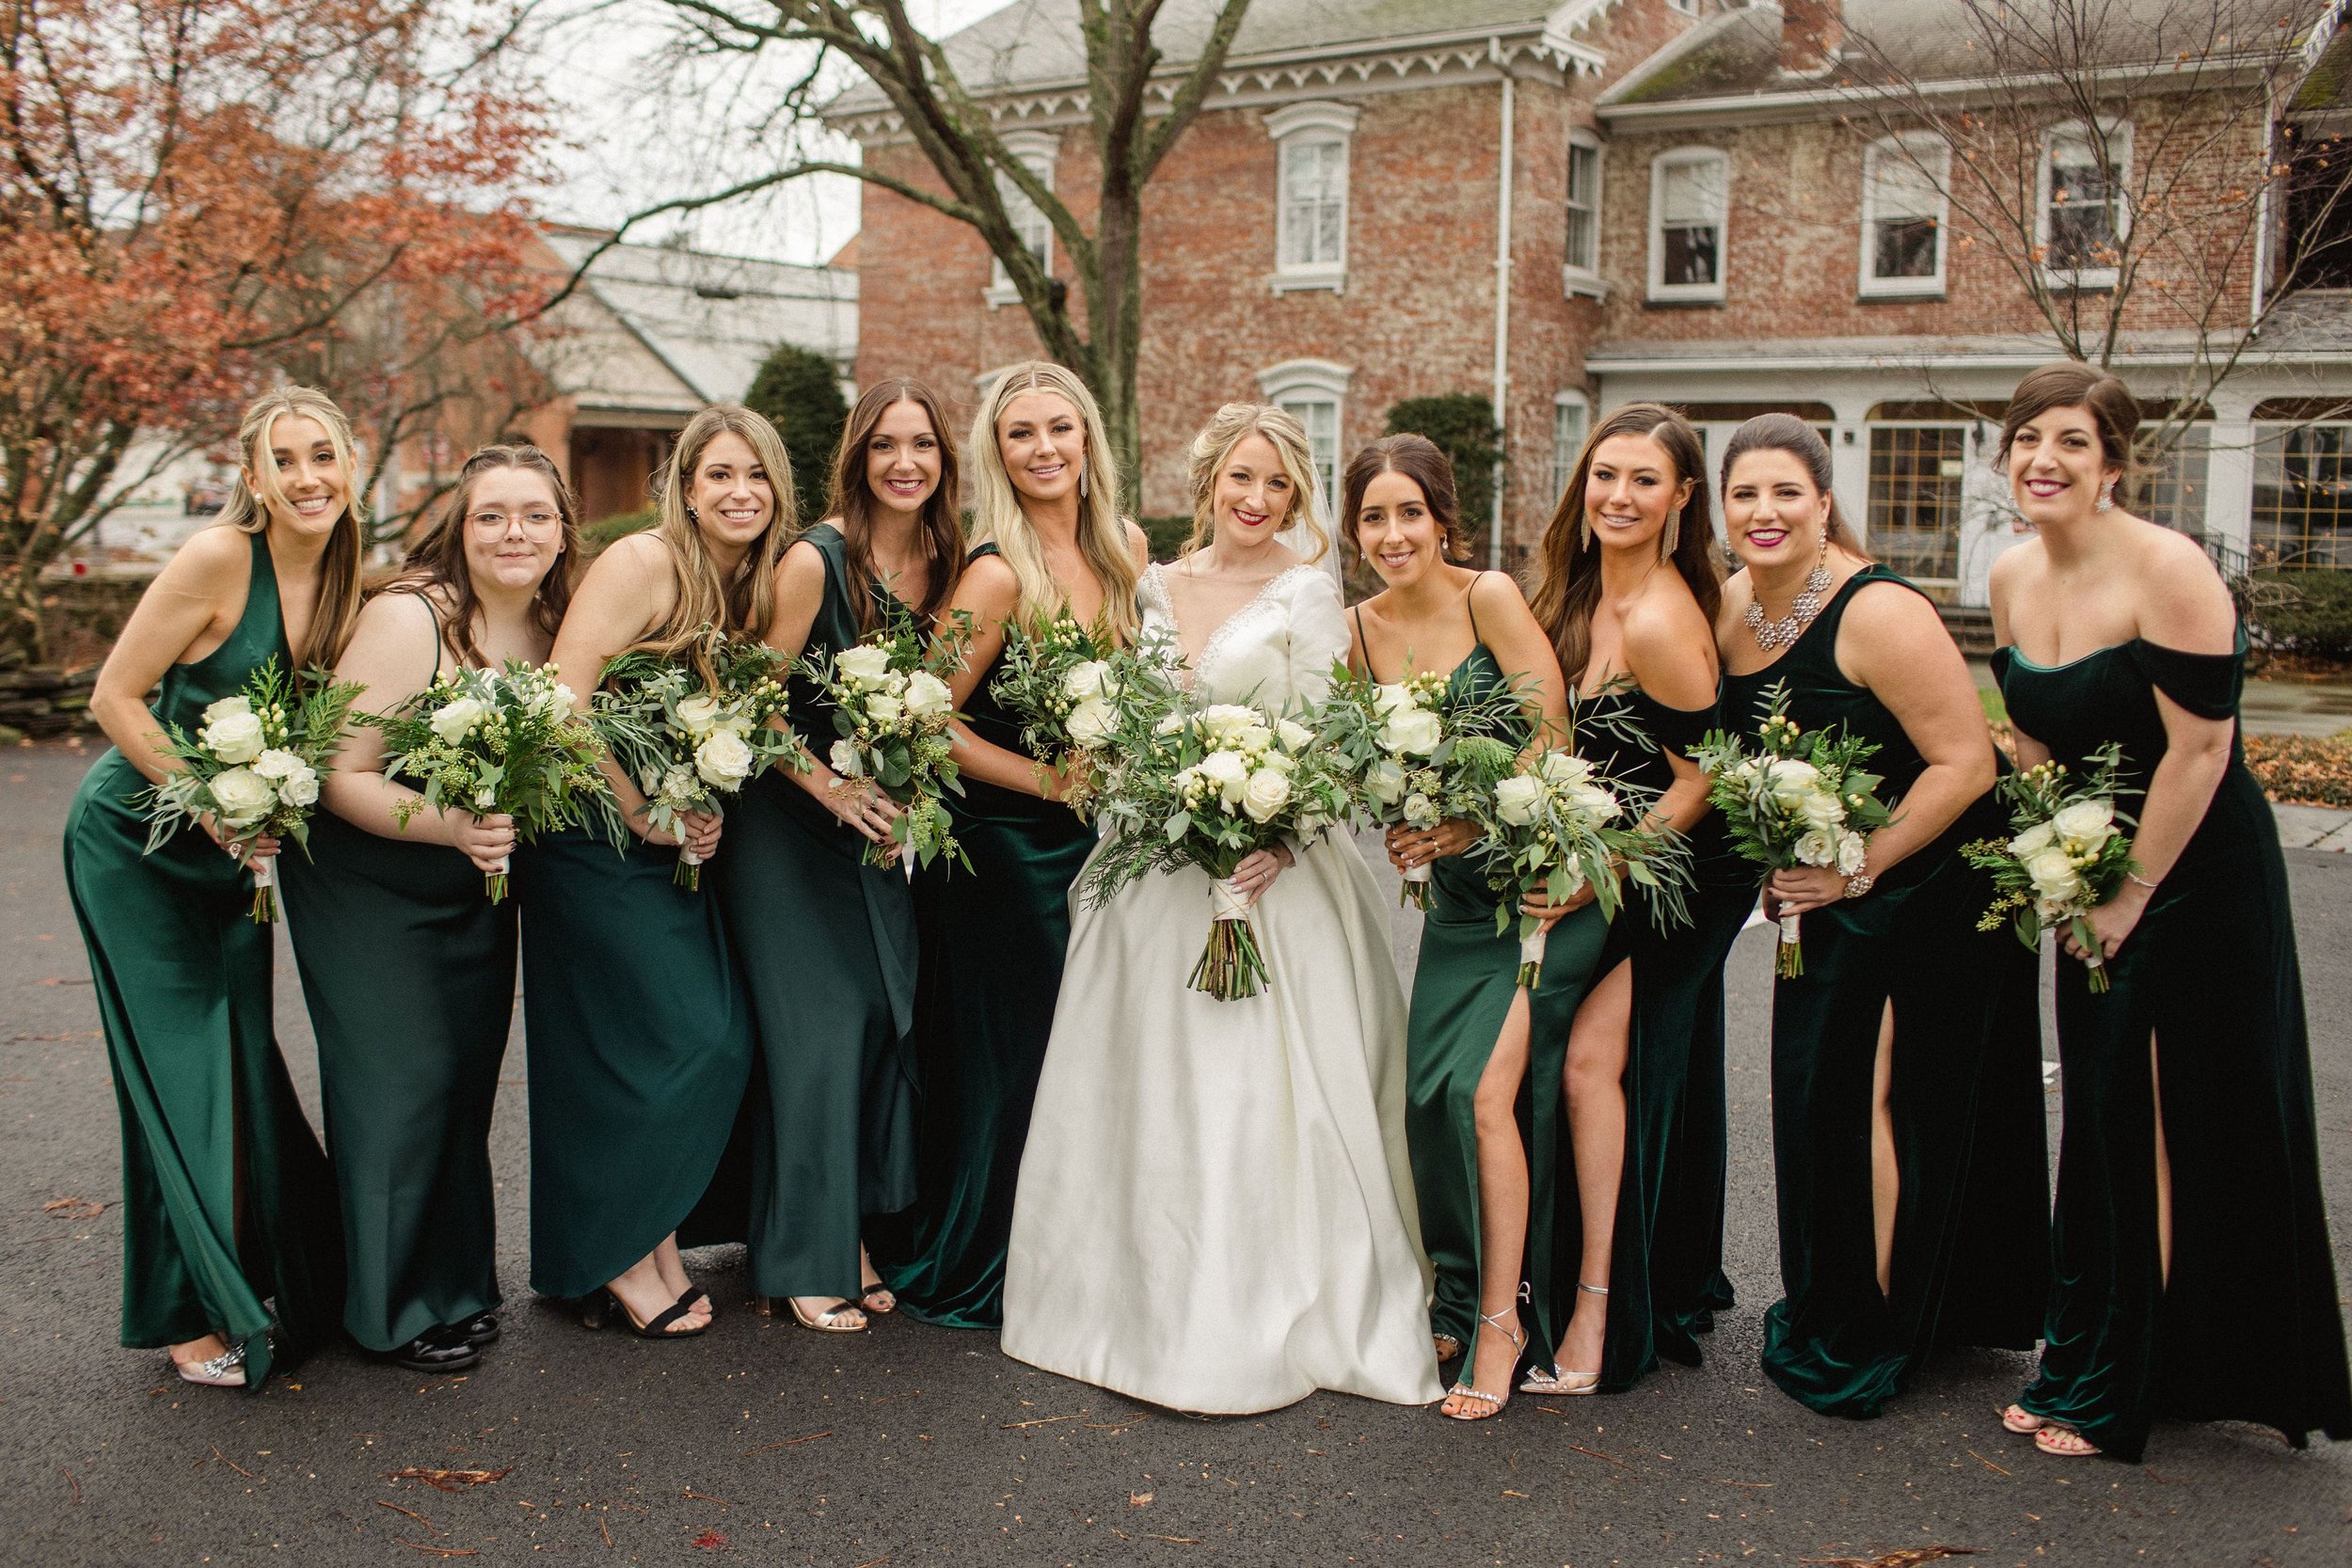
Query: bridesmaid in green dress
[[1715, 415, 2048, 1418], [876, 363, 1149, 1328], [64, 386, 363, 1389], [1989, 362, 2351, 1462], [524, 404, 779, 1338], [1347, 435, 1596, 1421], [279, 445, 577, 1372], [1518, 404, 1755, 1398]]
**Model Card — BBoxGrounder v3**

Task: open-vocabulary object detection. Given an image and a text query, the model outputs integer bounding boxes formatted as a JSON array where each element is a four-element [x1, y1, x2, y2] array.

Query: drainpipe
[[1489, 39, 1516, 571]]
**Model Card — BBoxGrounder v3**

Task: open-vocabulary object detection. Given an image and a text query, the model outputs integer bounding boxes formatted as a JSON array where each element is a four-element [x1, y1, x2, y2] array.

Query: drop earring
[[2096, 483, 2114, 514], [1078, 465, 1089, 500], [1579, 512, 1594, 551], [1660, 506, 1682, 561]]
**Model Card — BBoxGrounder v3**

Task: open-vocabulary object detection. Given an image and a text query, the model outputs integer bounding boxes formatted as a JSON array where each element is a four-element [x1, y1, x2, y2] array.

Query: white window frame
[[1563, 131, 1606, 300], [1647, 146, 1729, 303], [1550, 391, 1591, 508], [1264, 101, 1359, 293], [1858, 133, 1949, 298], [1667, 0, 1700, 14], [1256, 358, 1353, 525], [985, 130, 1059, 309], [2036, 118, 2132, 293]]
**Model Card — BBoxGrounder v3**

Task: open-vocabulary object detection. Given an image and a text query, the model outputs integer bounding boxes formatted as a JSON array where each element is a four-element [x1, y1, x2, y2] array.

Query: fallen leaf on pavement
[[1800, 1550, 1983, 1567], [386, 1467, 512, 1492]]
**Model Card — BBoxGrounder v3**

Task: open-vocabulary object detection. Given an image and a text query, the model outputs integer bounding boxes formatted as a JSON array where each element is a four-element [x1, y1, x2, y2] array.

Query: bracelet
[[2125, 870, 2159, 892]]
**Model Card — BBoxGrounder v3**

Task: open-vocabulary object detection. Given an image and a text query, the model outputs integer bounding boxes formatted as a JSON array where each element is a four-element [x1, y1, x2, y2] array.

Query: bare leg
[[610, 1244, 710, 1334], [2151, 1035, 2172, 1289], [653, 1234, 710, 1314], [170, 1333, 231, 1365], [1871, 1001, 1898, 1298], [1555, 959, 1633, 1377], [1440, 989, 1534, 1418]]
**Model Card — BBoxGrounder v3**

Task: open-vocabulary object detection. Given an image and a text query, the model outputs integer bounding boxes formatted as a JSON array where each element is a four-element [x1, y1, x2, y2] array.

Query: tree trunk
[[1093, 177, 1147, 515]]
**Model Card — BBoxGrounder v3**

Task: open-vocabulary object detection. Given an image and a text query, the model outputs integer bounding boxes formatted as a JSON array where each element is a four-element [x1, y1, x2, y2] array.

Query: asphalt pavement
[[2, 736, 2347, 1567]]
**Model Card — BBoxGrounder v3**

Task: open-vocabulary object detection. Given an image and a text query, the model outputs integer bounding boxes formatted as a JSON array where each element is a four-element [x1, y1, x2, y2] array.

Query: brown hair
[[1999, 360, 2140, 474], [1341, 435, 1467, 562], [827, 377, 964, 630], [637, 404, 799, 684], [1718, 413, 1868, 556], [1530, 403, 1724, 686], [221, 386, 369, 668], [378, 444, 581, 669]]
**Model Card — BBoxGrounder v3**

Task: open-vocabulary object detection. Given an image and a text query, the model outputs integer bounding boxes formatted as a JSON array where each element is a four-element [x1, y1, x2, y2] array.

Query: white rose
[[675, 694, 723, 735], [1763, 757, 1822, 810], [694, 728, 756, 788], [1233, 723, 1275, 757], [251, 748, 303, 779], [200, 709, 265, 765], [1371, 683, 1417, 717], [2025, 846, 2083, 905], [2050, 799, 2115, 849], [1155, 712, 1185, 736], [835, 645, 893, 687], [1276, 718, 1314, 752], [1494, 773, 1545, 826], [1402, 791, 1439, 829], [1571, 784, 1622, 824], [1378, 706, 1443, 758], [1835, 831, 1867, 875], [200, 695, 252, 724], [209, 766, 276, 826], [1362, 757, 1406, 805], [2009, 820, 2058, 859], [864, 692, 903, 726], [1067, 697, 1115, 748], [1797, 790, 1844, 830], [1240, 766, 1293, 823], [662, 764, 698, 801], [903, 670, 953, 719], [1535, 751, 1593, 787], [1794, 827, 1838, 867], [279, 765, 319, 808], [830, 738, 865, 777], [1062, 660, 1110, 700], [1198, 749, 1249, 806], [473, 786, 497, 811], [534, 681, 576, 717], [1199, 704, 1263, 743], [429, 696, 487, 745]]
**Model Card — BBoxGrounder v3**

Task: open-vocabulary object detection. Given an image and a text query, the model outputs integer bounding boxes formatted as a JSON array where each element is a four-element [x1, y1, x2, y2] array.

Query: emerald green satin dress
[[1723, 567, 2048, 1418], [62, 529, 342, 1385], [1400, 641, 1611, 1377], [878, 547, 1094, 1328], [1996, 636, 2352, 1461], [713, 523, 918, 1302], [1550, 688, 1758, 1391], [280, 600, 513, 1351]]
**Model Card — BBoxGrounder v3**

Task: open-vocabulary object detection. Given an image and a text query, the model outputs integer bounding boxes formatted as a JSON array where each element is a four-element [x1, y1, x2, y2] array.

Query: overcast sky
[[532, 0, 1008, 266]]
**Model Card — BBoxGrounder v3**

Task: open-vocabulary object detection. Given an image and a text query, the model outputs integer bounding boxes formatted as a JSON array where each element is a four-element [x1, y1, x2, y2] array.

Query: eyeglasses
[[467, 510, 562, 532]]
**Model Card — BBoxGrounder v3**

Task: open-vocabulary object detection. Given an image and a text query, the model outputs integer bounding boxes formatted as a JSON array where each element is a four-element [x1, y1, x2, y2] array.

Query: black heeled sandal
[[609, 1290, 709, 1339]]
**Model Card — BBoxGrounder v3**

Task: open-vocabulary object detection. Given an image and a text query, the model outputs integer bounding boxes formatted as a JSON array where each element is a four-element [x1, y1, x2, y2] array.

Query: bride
[[1002, 403, 1441, 1414]]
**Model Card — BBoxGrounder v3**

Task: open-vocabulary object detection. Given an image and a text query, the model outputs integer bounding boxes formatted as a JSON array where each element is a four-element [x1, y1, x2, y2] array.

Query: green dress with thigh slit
[[279, 598, 514, 1351], [877, 544, 1094, 1327], [1997, 635, 2351, 1461], [61, 528, 343, 1386], [712, 523, 919, 1302], [1722, 567, 2049, 1418]]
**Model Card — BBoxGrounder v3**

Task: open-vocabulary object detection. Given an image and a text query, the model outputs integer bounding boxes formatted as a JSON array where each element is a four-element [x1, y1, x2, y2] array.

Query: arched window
[[1264, 102, 1359, 293]]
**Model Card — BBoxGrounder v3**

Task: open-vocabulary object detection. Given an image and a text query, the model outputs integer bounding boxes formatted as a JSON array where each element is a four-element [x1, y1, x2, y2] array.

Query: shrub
[[743, 343, 850, 517], [583, 505, 657, 551], [1383, 394, 1503, 556], [1138, 515, 1193, 562], [2244, 569, 2352, 662], [2245, 729, 2352, 807]]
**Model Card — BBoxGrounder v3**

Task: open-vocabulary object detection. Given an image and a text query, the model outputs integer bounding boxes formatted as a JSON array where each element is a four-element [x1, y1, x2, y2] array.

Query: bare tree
[[617, 0, 1254, 503]]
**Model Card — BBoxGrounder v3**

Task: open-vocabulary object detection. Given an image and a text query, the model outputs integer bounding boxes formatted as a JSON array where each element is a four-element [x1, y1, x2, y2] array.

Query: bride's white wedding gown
[[1001, 562, 1442, 1414]]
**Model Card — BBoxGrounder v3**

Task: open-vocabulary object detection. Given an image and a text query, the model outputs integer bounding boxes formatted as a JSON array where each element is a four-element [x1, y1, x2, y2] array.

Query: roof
[[532, 228, 858, 420]]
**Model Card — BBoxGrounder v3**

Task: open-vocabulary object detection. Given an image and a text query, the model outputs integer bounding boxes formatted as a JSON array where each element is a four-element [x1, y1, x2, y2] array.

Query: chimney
[[1781, 0, 1844, 73]]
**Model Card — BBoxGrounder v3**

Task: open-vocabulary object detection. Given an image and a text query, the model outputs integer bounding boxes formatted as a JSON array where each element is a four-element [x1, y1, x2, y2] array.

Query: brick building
[[833, 0, 2352, 603]]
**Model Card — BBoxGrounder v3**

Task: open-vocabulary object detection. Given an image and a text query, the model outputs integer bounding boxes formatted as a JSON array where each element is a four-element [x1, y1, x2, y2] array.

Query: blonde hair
[[967, 360, 1141, 642], [221, 385, 368, 669], [635, 404, 799, 684], [1180, 403, 1329, 565]]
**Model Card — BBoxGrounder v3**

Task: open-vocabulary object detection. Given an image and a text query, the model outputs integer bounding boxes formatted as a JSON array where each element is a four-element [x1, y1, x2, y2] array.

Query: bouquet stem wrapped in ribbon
[[798, 605, 974, 872], [135, 658, 365, 923], [364, 659, 622, 902], [1691, 681, 1895, 978], [1963, 741, 2139, 992]]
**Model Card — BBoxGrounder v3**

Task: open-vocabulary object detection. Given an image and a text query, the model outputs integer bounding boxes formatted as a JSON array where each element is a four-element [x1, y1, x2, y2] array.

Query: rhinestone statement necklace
[[1744, 562, 1836, 653]]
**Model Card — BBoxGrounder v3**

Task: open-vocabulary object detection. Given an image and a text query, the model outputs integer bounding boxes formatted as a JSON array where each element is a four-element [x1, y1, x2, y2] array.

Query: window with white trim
[[1648, 148, 1728, 302], [1257, 358, 1353, 521], [1551, 393, 1589, 508], [2038, 119, 2130, 290], [987, 133, 1058, 307], [1565, 135, 1603, 287], [1264, 101, 1359, 292], [1860, 134, 1948, 296]]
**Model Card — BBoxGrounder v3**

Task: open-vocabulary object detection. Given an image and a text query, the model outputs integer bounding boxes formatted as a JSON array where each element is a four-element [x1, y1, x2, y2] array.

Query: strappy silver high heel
[[1443, 1291, 1529, 1422], [171, 1342, 247, 1388], [1520, 1281, 1608, 1395]]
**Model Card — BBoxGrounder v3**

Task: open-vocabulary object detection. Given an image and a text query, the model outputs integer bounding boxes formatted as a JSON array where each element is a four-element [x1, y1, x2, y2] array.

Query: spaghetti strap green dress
[[513, 698, 754, 1301], [279, 597, 515, 1351], [1722, 567, 2048, 1418], [1552, 687, 1758, 1391], [62, 529, 342, 1386], [877, 544, 1094, 1328], [1396, 632, 1611, 1379], [1996, 635, 2351, 1461], [713, 523, 919, 1303]]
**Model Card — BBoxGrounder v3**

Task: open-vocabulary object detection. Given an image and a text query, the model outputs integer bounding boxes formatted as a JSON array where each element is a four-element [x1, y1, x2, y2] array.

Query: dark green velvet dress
[[1996, 636, 2352, 1461], [1722, 567, 2048, 1418], [713, 523, 918, 1302], [515, 755, 754, 1297], [878, 546, 1094, 1327], [1549, 687, 1759, 1391], [280, 602, 514, 1352], [61, 529, 342, 1386], [1400, 641, 1611, 1379]]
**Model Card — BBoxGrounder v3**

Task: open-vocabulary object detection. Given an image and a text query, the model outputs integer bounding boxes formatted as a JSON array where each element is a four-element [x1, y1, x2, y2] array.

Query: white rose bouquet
[[135, 657, 366, 923], [363, 659, 621, 903], [592, 628, 809, 889], [986, 610, 1119, 820], [1472, 743, 1690, 989], [1690, 681, 1896, 978], [1316, 661, 1527, 908], [798, 606, 973, 871], [1962, 742, 2139, 992], [1082, 651, 1355, 1000]]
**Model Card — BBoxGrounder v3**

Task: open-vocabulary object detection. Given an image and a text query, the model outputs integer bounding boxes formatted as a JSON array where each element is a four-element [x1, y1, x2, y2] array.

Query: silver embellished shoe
[[1520, 1280, 1607, 1395], [172, 1341, 247, 1388]]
